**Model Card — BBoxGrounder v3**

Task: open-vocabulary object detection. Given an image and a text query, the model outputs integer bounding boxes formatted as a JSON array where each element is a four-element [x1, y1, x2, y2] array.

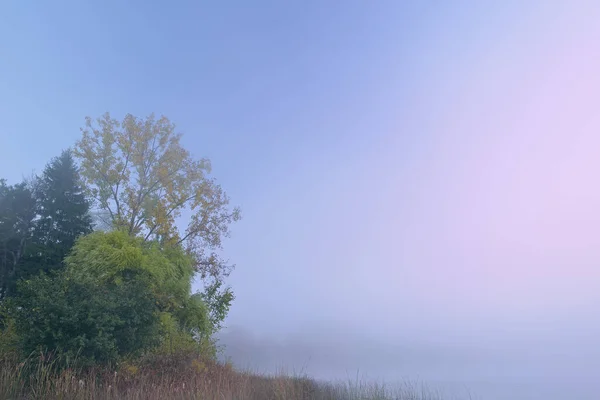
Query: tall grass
[[0, 353, 460, 400]]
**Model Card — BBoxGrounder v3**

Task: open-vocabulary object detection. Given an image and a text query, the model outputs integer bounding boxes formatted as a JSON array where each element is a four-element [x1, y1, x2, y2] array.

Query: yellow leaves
[[73, 113, 239, 278], [126, 365, 139, 375], [156, 165, 169, 181], [191, 358, 207, 373], [119, 361, 139, 377]]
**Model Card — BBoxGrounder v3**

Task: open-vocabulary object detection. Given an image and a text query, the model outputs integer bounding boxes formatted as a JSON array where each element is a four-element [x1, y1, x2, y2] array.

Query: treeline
[[0, 113, 240, 368]]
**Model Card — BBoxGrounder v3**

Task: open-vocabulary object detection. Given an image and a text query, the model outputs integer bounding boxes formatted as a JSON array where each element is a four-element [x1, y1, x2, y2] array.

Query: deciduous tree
[[65, 231, 217, 345], [65, 230, 195, 313], [73, 113, 240, 282]]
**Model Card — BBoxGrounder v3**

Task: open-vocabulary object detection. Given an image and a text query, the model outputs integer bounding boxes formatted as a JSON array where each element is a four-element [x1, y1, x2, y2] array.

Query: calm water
[[392, 379, 600, 400]]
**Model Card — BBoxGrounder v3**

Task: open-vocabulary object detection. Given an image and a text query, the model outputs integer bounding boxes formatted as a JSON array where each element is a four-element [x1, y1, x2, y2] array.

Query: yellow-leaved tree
[[73, 112, 240, 333]]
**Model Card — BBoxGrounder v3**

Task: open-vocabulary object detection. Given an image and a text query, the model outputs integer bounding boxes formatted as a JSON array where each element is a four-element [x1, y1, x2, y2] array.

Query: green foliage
[[73, 113, 241, 337], [1, 114, 240, 372], [200, 279, 235, 335], [176, 294, 211, 334], [18, 150, 93, 281], [0, 315, 19, 361], [32, 150, 93, 265], [65, 231, 215, 350], [1, 151, 93, 300], [65, 230, 195, 312], [9, 270, 160, 367], [152, 312, 214, 358], [0, 180, 37, 300]]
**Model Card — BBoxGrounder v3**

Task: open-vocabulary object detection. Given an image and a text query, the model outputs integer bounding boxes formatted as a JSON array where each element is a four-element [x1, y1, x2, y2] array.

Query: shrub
[[9, 270, 160, 367], [0, 315, 19, 361], [65, 230, 215, 351], [152, 311, 217, 360]]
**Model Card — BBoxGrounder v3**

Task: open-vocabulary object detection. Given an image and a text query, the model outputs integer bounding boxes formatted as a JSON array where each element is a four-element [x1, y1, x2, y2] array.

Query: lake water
[[387, 379, 600, 400]]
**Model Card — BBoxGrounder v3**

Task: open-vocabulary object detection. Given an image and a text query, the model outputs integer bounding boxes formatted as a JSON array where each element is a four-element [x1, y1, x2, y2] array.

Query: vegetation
[[1, 150, 93, 300], [0, 113, 237, 371], [0, 112, 457, 399], [0, 355, 447, 400], [0, 180, 37, 299], [74, 113, 240, 281], [9, 270, 160, 367], [27, 150, 94, 275]]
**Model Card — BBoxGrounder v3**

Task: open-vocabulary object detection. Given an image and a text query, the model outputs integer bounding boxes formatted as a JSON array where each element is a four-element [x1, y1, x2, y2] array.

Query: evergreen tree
[[0, 180, 37, 300], [21, 150, 93, 279]]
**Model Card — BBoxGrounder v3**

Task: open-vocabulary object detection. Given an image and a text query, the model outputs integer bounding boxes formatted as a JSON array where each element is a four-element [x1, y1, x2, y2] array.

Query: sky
[[2, 1, 600, 399]]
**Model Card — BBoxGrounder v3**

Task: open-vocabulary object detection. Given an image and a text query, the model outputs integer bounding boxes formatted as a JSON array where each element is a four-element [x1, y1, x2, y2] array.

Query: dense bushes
[[9, 270, 160, 367], [1, 204, 224, 369]]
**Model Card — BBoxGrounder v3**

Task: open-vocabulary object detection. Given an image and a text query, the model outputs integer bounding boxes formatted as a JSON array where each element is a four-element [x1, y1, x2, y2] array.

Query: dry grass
[[0, 353, 454, 400]]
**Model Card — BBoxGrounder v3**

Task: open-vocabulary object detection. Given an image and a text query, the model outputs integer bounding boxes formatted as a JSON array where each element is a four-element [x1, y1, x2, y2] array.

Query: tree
[[65, 231, 212, 340], [199, 279, 234, 335], [65, 231, 194, 310], [9, 270, 160, 367], [20, 150, 93, 279], [0, 180, 37, 300], [73, 113, 240, 282]]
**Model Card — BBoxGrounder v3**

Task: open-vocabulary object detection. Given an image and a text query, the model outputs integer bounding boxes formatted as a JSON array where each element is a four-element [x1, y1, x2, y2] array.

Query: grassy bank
[[0, 354, 453, 400]]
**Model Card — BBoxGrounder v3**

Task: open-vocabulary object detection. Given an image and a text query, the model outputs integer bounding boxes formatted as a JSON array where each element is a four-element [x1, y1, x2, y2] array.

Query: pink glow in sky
[[3, 1, 600, 397], [402, 3, 600, 322], [225, 2, 600, 352]]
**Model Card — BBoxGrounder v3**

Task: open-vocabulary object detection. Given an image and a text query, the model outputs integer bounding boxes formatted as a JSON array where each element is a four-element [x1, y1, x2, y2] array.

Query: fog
[[217, 320, 600, 399], [3, 1, 600, 399]]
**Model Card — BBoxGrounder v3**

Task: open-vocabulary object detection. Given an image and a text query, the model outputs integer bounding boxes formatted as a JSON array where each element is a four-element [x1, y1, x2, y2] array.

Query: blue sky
[[1, 1, 471, 183], [3, 2, 600, 399], [1, 0, 466, 330]]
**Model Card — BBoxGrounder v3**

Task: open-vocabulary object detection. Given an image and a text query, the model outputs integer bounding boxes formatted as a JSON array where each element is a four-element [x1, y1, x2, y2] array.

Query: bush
[[65, 230, 216, 352], [65, 231, 213, 332], [9, 270, 160, 367], [0, 315, 19, 361], [151, 311, 217, 360], [65, 230, 196, 311]]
